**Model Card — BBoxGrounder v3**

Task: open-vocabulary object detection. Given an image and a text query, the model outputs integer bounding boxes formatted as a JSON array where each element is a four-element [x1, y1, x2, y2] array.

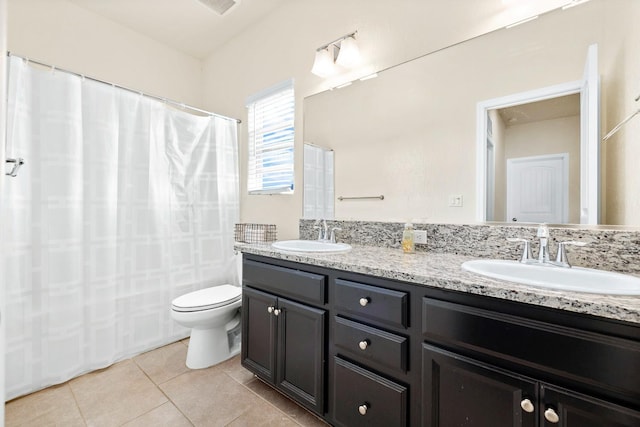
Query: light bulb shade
[[336, 36, 360, 68], [311, 48, 335, 77]]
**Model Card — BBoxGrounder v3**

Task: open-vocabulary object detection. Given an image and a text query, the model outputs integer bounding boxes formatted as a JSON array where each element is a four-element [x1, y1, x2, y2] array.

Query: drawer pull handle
[[358, 340, 369, 350], [267, 306, 274, 314], [358, 403, 369, 415], [273, 308, 281, 316], [359, 297, 370, 307], [544, 408, 560, 424], [520, 398, 534, 413]]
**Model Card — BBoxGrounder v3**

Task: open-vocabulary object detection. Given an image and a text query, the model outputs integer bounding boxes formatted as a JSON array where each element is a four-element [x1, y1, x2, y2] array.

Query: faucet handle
[[555, 241, 587, 268], [329, 227, 342, 243], [313, 224, 323, 240], [507, 238, 533, 263]]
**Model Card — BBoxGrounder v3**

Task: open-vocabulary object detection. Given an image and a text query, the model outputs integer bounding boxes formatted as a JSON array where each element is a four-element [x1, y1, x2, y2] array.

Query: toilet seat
[[172, 285, 241, 312]]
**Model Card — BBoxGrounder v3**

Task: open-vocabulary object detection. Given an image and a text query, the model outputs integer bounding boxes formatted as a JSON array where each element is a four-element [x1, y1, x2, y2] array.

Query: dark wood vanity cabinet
[[241, 254, 640, 426], [423, 344, 640, 427], [331, 278, 410, 427], [423, 344, 538, 427], [332, 356, 408, 427], [422, 298, 640, 427], [241, 259, 327, 415], [539, 385, 640, 427]]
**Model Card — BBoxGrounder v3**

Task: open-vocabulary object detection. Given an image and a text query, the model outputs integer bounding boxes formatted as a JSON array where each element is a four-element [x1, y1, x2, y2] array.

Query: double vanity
[[237, 221, 640, 427]]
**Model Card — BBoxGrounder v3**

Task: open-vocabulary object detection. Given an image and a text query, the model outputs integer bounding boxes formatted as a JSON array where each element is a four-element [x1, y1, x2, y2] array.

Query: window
[[246, 79, 295, 194]]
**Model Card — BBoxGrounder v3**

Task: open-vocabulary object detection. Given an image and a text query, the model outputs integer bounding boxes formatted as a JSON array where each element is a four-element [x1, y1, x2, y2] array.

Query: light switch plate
[[448, 195, 463, 207]]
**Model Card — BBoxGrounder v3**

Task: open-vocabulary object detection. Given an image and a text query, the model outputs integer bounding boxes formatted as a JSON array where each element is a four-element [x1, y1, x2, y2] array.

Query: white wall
[[602, 0, 640, 224], [7, 0, 204, 107], [202, 0, 569, 239]]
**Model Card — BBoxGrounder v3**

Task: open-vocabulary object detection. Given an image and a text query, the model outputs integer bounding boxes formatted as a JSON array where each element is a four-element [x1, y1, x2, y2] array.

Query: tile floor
[[5, 339, 329, 427]]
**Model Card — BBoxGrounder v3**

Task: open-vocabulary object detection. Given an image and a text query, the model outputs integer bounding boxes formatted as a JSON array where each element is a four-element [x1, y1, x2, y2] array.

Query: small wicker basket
[[234, 223, 277, 244]]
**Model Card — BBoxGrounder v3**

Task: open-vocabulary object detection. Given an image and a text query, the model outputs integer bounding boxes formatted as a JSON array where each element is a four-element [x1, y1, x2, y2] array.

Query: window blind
[[246, 79, 295, 194]]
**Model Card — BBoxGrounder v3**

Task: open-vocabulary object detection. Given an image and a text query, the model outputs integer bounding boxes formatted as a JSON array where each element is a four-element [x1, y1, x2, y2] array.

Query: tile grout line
[[234, 374, 323, 427], [67, 382, 90, 426], [221, 372, 296, 427], [131, 356, 196, 427]]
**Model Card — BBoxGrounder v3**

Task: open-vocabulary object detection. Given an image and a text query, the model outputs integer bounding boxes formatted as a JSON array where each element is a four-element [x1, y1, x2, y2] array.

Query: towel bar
[[337, 195, 384, 201]]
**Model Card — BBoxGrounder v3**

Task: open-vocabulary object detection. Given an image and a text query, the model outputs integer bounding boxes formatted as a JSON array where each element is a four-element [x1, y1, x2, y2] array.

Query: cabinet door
[[333, 357, 407, 427], [541, 385, 640, 427], [423, 344, 537, 427], [241, 287, 277, 383], [276, 297, 326, 415]]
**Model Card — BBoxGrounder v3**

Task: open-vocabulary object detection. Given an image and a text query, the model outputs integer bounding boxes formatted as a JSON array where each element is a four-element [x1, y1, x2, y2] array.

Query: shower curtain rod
[[7, 52, 242, 124]]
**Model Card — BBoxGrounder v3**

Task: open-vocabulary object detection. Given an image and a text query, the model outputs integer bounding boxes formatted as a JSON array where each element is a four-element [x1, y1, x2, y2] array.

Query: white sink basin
[[461, 259, 640, 295], [271, 240, 352, 254]]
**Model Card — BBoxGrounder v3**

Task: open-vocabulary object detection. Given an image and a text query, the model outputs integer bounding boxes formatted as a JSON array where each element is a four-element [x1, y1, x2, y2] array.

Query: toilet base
[[185, 312, 241, 369]]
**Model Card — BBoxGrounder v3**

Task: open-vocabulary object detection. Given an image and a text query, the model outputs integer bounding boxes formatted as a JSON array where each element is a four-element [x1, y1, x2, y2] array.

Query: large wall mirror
[[303, 0, 639, 226]]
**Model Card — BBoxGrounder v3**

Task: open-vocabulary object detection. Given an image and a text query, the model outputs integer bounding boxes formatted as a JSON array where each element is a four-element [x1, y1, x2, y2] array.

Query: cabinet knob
[[273, 308, 281, 316], [358, 404, 368, 415], [359, 297, 369, 307], [544, 408, 560, 424], [267, 306, 274, 314], [520, 398, 534, 413], [358, 340, 369, 350]]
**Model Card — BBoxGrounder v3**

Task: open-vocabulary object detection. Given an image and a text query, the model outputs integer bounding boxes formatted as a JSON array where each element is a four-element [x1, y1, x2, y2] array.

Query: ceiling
[[498, 93, 581, 126], [68, 0, 290, 59]]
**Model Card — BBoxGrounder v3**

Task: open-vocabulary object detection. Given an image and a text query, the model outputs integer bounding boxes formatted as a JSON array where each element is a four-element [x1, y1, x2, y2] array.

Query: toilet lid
[[171, 285, 241, 312]]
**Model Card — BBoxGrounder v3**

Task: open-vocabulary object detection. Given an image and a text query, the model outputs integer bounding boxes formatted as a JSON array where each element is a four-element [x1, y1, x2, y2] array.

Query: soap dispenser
[[402, 223, 415, 254]]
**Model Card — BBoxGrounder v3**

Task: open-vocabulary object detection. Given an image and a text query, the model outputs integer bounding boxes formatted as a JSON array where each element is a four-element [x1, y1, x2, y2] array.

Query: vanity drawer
[[334, 279, 408, 329], [422, 298, 640, 402], [334, 316, 408, 373], [243, 259, 326, 305], [333, 357, 407, 427]]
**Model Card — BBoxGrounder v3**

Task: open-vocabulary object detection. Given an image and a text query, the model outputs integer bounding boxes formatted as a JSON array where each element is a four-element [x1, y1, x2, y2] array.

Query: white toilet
[[171, 284, 242, 369]]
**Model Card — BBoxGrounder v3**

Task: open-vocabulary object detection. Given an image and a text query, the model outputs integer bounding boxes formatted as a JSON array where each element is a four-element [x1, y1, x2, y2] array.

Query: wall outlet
[[448, 194, 463, 207], [414, 230, 427, 244]]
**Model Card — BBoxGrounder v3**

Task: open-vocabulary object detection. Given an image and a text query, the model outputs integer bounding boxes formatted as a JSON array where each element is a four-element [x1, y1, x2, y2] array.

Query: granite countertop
[[235, 242, 640, 325]]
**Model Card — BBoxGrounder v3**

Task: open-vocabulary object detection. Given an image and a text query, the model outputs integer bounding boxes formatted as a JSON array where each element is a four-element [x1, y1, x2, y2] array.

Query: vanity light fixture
[[336, 35, 360, 67], [311, 47, 335, 77], [311, 31, 360, 77]]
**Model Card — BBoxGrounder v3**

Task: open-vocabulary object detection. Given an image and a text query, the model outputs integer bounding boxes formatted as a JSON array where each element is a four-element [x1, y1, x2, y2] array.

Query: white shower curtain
[[3, 56, 239, 399]]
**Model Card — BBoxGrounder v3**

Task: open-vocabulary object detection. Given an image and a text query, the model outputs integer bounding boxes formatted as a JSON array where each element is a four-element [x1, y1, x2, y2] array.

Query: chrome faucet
[[313, 220, 342, 243], [506, 237, 533, 263], [552, 240, 588, 268], [313, 219, 329, 241], [537, 223, 551, 263], [329, 227, 342, 243], [508, 224, 587, 268]]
